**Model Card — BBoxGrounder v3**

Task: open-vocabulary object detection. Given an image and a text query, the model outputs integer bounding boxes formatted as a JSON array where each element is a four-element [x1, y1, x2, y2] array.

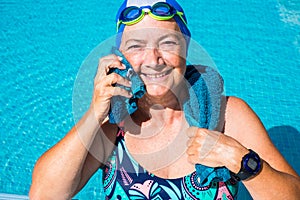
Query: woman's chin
[[145, 85, 171, 97]]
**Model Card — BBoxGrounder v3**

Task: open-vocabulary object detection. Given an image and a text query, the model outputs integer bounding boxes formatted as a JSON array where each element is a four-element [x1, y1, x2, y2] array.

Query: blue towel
[[183, 65, 231, 186], [108, 47, 146, 124], [108, 49, 231, 186]]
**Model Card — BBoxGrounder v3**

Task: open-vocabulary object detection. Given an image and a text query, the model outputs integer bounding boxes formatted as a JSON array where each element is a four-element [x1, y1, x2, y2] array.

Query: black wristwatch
[[231, 149, 262, 181]]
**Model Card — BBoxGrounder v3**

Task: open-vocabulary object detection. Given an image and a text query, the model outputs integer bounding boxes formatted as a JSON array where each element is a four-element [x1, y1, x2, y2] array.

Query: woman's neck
[[141, 93, 180, 110], [126, 103, 185, 138], [128, 89, 184, 125], [123, 83, 188, 134]]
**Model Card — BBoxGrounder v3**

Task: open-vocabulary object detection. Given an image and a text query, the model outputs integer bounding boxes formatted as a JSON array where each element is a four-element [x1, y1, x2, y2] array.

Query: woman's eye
[[127, 44, 144, 51], [128, 45, 140, 49], [161, 41, 177, 45], [159, 40, 178, 50]]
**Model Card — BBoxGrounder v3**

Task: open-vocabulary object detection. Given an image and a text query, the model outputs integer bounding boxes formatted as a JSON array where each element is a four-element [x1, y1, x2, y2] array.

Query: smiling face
[[119, 16, 187, 97]]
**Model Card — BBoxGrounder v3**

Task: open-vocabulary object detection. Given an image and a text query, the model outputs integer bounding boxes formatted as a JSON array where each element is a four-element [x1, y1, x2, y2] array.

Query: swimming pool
[[1, 0, 299, 199]]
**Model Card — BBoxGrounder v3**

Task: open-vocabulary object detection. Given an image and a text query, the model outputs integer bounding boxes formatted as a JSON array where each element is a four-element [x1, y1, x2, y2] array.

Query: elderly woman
[[30, 0, 300, 199]]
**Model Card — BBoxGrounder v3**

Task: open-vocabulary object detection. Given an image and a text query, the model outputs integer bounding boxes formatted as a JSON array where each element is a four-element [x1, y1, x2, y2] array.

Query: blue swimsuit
[[103, 129, 238, 199]]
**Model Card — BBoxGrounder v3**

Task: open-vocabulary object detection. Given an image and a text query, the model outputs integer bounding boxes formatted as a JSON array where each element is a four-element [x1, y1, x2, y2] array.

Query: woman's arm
[[29, 110, 104, 199], [29, 54, 132, 199], [225, 96, 300, 199], [186, 96, 300, 200]]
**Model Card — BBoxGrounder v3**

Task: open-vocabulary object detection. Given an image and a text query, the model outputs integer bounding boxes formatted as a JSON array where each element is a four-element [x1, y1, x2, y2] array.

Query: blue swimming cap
[[115, 0, 191, 48]]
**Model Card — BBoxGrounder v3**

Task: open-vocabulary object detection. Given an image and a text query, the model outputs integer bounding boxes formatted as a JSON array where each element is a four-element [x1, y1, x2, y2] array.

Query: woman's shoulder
[[226, 96, 249, 108], [224, 96, 264, 139], [225, 96, 255, 119]]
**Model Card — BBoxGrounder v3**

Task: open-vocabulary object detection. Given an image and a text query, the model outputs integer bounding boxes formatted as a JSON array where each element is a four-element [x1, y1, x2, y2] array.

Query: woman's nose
[[143, 47, 163, 67]]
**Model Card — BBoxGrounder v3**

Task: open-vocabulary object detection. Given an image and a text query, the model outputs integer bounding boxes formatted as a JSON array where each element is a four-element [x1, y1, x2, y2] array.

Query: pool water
[[1, 0, 299, 199]]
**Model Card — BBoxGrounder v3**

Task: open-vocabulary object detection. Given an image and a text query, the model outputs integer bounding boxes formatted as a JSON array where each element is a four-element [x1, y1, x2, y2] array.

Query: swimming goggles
[[117, 2, 187, 32]]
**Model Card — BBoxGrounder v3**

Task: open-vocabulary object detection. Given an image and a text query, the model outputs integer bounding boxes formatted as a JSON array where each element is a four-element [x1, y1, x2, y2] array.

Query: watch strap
[[231, 149, 262, 181]]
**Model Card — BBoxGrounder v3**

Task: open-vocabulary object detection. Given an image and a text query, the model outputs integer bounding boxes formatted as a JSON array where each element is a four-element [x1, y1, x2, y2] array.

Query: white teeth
[[145, 71, 168, 78]]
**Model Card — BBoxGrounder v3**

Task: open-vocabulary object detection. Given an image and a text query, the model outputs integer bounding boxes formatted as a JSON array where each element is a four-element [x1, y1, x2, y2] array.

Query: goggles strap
[[117, 3, 187, 32]]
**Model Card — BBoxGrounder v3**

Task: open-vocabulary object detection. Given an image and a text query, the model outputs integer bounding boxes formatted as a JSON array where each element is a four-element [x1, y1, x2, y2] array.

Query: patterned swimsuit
[[103, 129, 238, 200]]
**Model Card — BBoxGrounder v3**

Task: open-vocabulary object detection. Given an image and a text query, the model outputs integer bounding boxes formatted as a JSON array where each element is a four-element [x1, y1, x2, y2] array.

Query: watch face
[[247, 158, 258, 170]]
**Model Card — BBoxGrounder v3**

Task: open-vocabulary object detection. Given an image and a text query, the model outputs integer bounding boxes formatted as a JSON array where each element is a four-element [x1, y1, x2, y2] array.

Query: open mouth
[[140, 68, 173, 80]]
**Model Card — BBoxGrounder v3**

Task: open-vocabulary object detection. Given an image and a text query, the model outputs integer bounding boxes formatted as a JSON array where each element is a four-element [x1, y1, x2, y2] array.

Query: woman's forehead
[[122, 29, 183, 43], [123, 16, 180, 32], [122, 22, 182, 43]]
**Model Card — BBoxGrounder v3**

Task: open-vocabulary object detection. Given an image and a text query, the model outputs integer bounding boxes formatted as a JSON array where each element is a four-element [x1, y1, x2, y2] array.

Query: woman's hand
[[186, 127, 249, 173], [90, 54, 132, 122]]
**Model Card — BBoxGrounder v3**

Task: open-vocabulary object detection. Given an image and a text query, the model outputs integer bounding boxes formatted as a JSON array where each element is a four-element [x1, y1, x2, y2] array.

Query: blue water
[[1, 0, 299, 199]]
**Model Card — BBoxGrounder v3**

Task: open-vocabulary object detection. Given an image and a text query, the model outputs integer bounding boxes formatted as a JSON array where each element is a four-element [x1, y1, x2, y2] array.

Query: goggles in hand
[[117, 2, 187, 32]]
